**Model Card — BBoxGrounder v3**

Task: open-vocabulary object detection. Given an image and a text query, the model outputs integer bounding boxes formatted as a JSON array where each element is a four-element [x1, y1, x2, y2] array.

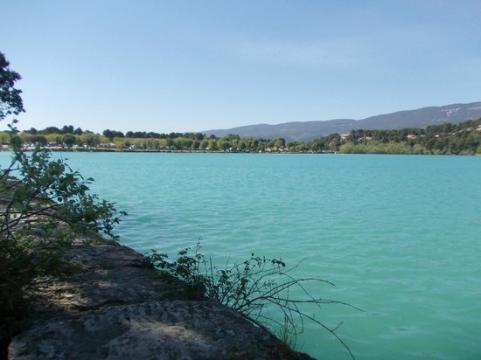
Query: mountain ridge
[[203, 102, 481, 141]]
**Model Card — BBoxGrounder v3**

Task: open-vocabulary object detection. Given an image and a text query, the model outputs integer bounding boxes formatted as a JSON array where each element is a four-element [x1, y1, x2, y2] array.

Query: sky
[[1, 0, 481, 133]]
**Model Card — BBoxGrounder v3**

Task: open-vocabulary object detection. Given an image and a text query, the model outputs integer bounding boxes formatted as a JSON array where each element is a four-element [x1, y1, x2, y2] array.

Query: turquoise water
[[3, 152, 481, 359]]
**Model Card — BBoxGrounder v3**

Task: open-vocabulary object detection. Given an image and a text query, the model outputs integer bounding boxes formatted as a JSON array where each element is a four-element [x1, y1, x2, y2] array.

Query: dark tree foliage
[[61, 125, 74, 134], [0, 52, 24, 121], [39, 126, 61, 134], [102, 129, 125, 140], [32, 126, 82, 135]]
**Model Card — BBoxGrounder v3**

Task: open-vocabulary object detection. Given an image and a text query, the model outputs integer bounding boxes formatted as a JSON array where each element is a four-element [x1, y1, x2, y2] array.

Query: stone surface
[[31, 237, 186, 314], [8, 237, 314, 359]]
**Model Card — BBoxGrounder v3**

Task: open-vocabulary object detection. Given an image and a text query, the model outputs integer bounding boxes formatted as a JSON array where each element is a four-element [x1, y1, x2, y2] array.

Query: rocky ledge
[[8, 237, 314, 359]]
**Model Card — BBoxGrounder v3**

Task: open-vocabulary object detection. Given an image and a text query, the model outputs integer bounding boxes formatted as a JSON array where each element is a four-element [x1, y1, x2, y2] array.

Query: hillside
[[301, 118, 481, 155], [203, 102, 481, 141]]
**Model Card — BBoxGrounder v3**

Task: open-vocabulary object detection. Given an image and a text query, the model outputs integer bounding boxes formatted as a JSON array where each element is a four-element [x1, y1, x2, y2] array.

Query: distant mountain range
[[203, 102, 481, 141]]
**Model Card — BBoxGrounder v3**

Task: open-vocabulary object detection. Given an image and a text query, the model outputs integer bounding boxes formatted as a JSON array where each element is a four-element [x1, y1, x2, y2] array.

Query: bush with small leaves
[[0, 51, 125, 354], [146, 245, 359, 359]]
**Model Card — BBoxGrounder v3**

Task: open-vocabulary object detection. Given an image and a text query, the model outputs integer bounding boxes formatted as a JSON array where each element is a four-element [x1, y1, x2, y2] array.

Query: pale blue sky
[[1, 0, 481, 133]]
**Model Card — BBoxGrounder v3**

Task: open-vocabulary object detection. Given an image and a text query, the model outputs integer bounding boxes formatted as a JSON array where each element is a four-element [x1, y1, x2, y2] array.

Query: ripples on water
[[2, 152, 480, 359]]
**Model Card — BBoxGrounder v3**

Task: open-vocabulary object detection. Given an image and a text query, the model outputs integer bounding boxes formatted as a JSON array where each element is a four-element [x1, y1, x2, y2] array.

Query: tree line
[[3, 126, 288, 152], [2, 118, 481, 154]]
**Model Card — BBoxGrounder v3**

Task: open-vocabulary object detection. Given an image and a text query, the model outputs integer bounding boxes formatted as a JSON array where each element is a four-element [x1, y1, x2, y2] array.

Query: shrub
[[146, 244, 360, 359], [0, 139, 125, 351], [0, 51, 124, 355]]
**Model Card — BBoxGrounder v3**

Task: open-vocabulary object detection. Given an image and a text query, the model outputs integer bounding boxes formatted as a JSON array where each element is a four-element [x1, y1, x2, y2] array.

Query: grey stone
[[8, 237, 315, 360]]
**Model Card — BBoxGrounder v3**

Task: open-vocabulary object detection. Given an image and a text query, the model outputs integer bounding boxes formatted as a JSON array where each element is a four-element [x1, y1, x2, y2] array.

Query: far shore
[[1, 147, 481, 156], [0, 147, 337, 155]]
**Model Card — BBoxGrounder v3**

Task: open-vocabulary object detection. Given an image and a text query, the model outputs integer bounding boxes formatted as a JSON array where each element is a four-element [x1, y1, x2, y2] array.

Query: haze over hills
[[204, 102, 481, 141]]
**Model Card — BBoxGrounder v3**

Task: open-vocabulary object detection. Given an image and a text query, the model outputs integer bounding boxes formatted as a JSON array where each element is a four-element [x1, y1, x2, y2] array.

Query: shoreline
[[2, 148, 480, 156], [7, 235, 314, 360], [0, 148, 335, 155]]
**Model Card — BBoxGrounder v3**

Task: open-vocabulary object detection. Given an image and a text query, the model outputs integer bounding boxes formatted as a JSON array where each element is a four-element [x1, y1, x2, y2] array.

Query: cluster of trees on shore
[[296, 119, 481, 154], [337, 120, 481, 155], [2, 118, 481, 154]]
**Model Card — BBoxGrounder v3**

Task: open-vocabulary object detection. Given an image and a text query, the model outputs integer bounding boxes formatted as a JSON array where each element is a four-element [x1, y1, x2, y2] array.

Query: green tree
[[80, 132, 100, 147], [274, 138, 286, 148], [31, 134, 47, 146], [0, 52, 24, 122], [62, 133, 76, 148], [208, 138, 218, 151]]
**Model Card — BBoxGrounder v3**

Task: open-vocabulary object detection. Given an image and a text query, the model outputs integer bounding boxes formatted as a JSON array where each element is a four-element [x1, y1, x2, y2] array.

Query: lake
[[3, 152, 481, 359]]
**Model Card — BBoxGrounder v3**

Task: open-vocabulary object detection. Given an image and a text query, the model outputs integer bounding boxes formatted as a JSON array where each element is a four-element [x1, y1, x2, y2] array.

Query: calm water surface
[[3, 152, 481, 359]]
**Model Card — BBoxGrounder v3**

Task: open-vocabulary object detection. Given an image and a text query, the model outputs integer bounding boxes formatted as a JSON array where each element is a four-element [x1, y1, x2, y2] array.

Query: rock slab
[[8, 237, 314, 359]]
